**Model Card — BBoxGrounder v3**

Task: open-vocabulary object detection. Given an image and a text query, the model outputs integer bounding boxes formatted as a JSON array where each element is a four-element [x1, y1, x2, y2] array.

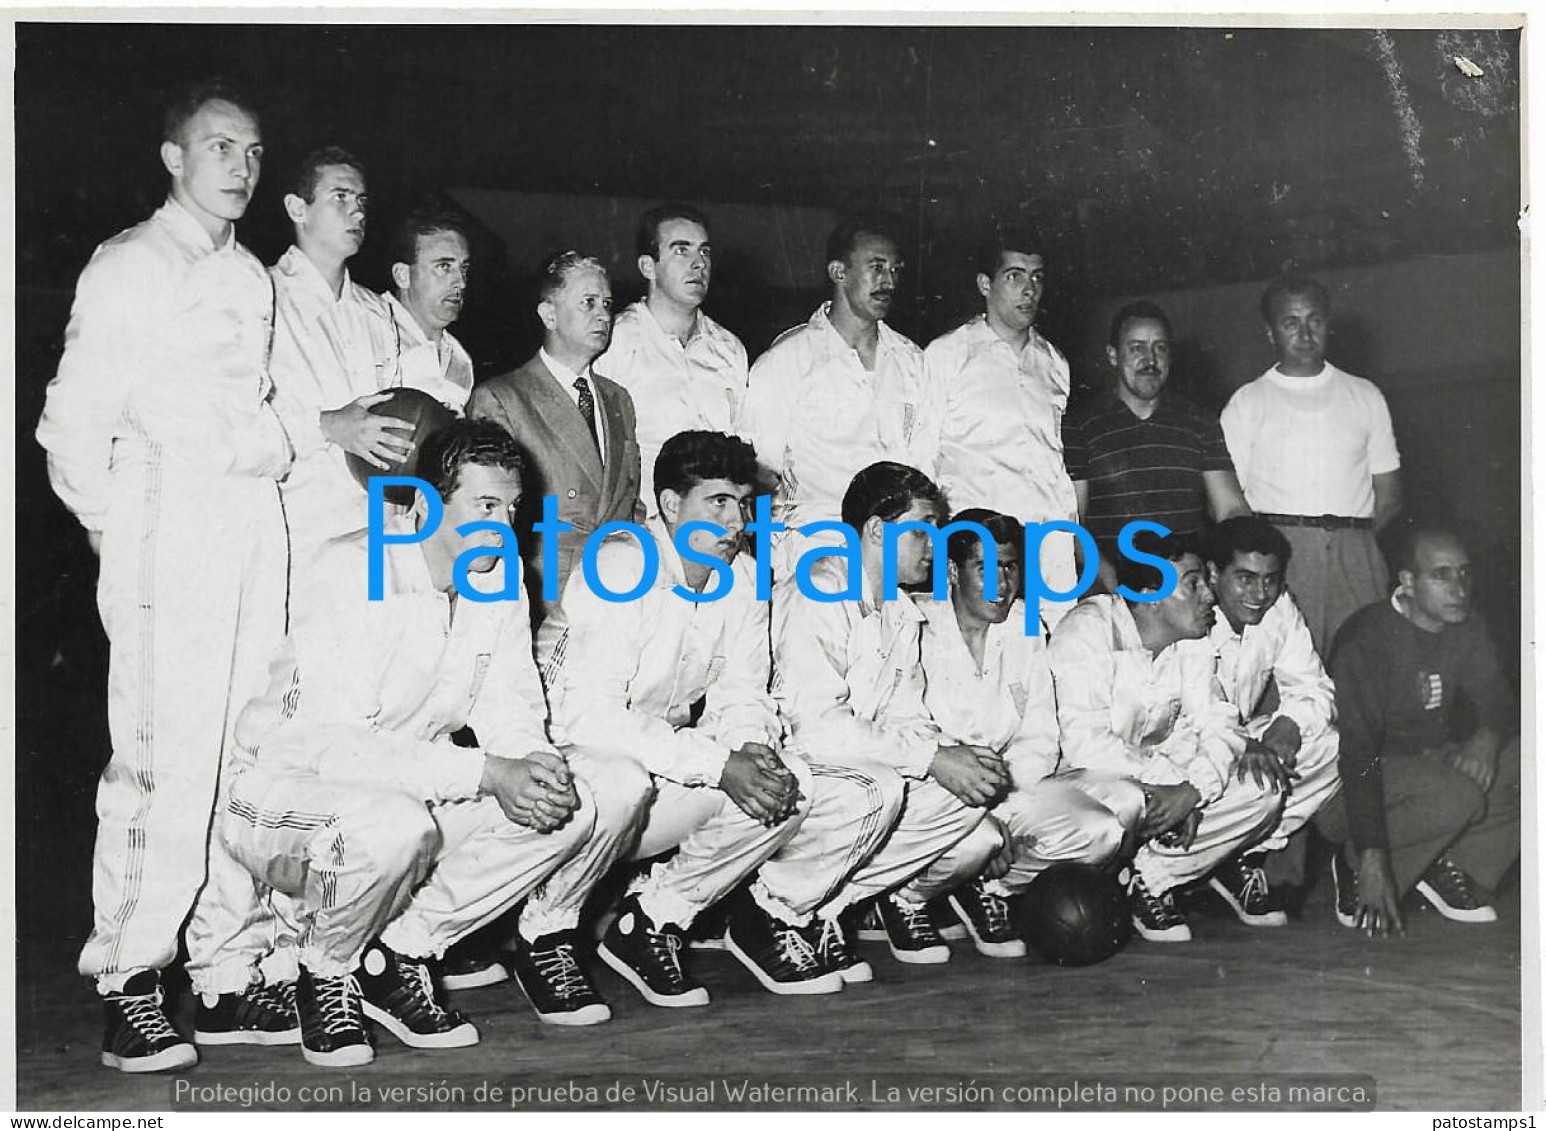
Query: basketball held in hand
[[345, 387, 456, 506]]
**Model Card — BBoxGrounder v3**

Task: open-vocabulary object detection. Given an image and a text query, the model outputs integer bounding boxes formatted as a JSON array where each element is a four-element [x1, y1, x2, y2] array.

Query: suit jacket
[[468, 353, 641, 622]]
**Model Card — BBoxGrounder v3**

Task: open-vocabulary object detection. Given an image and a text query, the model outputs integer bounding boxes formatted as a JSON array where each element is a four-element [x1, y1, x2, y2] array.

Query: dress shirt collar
[[540, 346, 593, 388], [157, 195, 238, 253], [276, 244, 356, 305], [810, 302, 908, 366], [386, 292, 434, 349]]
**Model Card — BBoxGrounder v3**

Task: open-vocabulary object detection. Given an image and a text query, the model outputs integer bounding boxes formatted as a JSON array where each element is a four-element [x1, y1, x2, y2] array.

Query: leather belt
[[1259, 512, 1373, 531]]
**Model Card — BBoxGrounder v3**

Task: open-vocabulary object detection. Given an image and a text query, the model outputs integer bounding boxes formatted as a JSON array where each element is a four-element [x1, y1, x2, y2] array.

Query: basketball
[[1017, 863, 1133, 967], [344, 387, 456, 506]]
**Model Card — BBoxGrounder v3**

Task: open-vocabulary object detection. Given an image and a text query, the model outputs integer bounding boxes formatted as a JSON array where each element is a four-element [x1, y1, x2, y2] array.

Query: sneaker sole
[[302, 1043, 375, 1068], [102, 1044, 198, 1073], [596, 942, 710, 1008], [194, 1026, 301, 1047], [1415, 881, 1499, 923], [361, 1000, 480, 1048], [724, 932, 843, 996], [833, 960, 873, 984], [687, 936, 726, 951], [440, 966, 510, 992], [887, 943, 951, 965], [1207, 878, 1289, 927], [511, 970, 613, 1026], [1132, 917, 1193, 943], [1334, 908, 1359, 930], [947, 894, 1028, 959]]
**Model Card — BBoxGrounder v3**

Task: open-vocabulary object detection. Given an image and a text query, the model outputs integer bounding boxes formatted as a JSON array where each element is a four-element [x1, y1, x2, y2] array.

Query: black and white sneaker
[[356, 942, 479, 1048], [1208, 852, 1289, 927], [1129, 873, 1192, 942], [814, 915, 873, 983], [1416, 855, 1498, 923], [194, 980, 300, 1046], [1330, 851, 1359, 929], [876, 892, 951, 964], [509, 930, 612, 1026], [724, 890, 843, 996], [100, 971, 198, 1073], [948, 881, 1028, 959], [597, 896, 710, 1008], [438, 935, 510, 992], [854, 903, 888, 942], [296, 967, 373, 1068]]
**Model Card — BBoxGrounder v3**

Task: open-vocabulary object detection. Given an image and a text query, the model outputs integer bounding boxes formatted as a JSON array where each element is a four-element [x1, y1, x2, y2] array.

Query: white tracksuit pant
[[219, 767, 601, 975], [986, 771, 1148, 897], [753, 764, 1001, 924], [1134, 780, 1283, 897], [79, 464, 288, 994]]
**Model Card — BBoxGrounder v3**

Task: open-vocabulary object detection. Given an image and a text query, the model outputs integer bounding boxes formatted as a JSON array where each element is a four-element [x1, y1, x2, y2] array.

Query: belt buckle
[[1318, 513, 1340, 529]]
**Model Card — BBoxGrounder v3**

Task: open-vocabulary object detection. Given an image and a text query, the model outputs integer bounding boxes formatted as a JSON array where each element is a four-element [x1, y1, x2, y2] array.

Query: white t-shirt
[[1220, 362, 1401, 517]]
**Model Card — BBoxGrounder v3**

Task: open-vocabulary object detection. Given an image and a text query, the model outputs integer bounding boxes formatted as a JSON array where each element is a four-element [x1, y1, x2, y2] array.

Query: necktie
[[573, 376, 601, 455]]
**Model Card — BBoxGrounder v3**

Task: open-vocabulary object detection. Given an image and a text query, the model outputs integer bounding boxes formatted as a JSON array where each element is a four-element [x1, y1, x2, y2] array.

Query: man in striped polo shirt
[[1063, 300, 1249, 567]]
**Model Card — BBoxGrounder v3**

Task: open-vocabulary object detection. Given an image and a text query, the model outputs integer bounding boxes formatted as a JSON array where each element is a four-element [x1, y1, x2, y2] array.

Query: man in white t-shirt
[[1220, 275, 1403, 654], [594, 203, 749, 518]]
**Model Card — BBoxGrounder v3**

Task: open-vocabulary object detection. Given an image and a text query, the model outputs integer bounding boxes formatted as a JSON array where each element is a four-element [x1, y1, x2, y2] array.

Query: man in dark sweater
[[1314, 522, 1519, 936]]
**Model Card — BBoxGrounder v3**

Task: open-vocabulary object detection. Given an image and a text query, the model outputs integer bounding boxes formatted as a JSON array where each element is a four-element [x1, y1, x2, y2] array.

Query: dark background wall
[[13, 22, 1523, 940]]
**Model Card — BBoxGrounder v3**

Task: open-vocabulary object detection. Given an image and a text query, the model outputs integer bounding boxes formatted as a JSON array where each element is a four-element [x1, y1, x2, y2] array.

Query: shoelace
[[773, 923, 822, 974], [645, 929, 687, 983], [892, 898, 939, 940], [1132, 878, 1182, 924], [816, 916, 847, 962], [1434, 856, 1478, 901], [120, 991, 178, 1042], [251, 981, 297, 1020], [403, 961, 449, 1019], [979, 889, 1013, 935], [316, 976, 362, 1037], [533, 943, 590, 999], [1237, 865, 1271, 908]]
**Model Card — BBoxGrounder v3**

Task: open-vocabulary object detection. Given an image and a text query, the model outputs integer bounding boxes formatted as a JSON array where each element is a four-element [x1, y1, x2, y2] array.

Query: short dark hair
[[162, 77, 259, 146], [1108, 300, 1172, 350], [840, 461, 946, 532], [1260, 274, 1331, 324], [946, 508, 1024, 569], [826, 215, 900, 267], [417, 419, 525, 502], [1202, 515, 1293, 573], [974, 230, 1042, 279], [389, 206, 470, 272], [537, 250, 607, 303], [654, 430, 759, 504], [1113, 529, 1198, 596], [1388, 519, 1465, 576], [292, 145, 365, 203], [636, 202, 710, 260]]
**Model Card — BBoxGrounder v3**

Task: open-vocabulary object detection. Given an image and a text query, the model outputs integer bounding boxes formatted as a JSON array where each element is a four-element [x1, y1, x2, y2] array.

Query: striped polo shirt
[[1062, 389, 1235, 542]]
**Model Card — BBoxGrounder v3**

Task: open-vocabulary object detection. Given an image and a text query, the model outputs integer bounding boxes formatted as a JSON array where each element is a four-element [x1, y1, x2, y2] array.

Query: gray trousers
[[1314, 736, 1521, 894]]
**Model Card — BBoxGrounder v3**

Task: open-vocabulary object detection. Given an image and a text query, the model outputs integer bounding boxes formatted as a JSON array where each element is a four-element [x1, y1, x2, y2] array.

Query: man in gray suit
[[469, 251, 642, 623]]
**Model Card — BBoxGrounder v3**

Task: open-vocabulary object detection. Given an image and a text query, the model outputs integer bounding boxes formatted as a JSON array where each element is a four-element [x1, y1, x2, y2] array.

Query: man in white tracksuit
[[1198, 515, 1342, 925], [772, 461, 1002, 970], [268, 145, 413, 559], [594, 203, 750, 519], [220, 419, 642, 1065], [921, 509, 1146, 958], [1050, 532, 1282, 942], [737, 217, 938, 574], [384, 206, 476, 413], [35, 79, 299, 1072], [923, 235, 1081, 627], [538, 430, 906, 1002]]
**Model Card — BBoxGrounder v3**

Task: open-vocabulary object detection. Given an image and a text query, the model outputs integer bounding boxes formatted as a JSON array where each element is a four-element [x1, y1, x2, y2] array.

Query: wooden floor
[[16, 873, 1522, 1113]]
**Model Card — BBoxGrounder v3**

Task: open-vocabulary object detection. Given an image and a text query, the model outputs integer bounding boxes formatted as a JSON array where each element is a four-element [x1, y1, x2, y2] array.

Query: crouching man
[[921, 509, 1145, 957], [219, 420, 639, 1065], [1050, 532, 1280, 942]]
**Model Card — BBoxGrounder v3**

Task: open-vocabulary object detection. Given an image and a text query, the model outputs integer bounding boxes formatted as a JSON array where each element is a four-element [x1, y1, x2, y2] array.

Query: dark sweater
[[1328, 598, 1513, 851]]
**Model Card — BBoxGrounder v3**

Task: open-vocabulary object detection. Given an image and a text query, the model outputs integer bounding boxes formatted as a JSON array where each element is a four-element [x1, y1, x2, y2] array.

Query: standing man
[[924, 235, 1080, 626], [738, 217, 936, 573], [595, 203, 749, 517], [468, 251, 641, 622], [1199, 516, 1343, 924], [1064, 301, 1249, 550], [1221, 275, 1404, 652], [36, 79, 297, 1072], [1314, 523, 1519, 936], [385, 206, 475, 411], [268, 145, 411, 558], [921, 509, 1146, 957], [1049, 533, 1280, 942]]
